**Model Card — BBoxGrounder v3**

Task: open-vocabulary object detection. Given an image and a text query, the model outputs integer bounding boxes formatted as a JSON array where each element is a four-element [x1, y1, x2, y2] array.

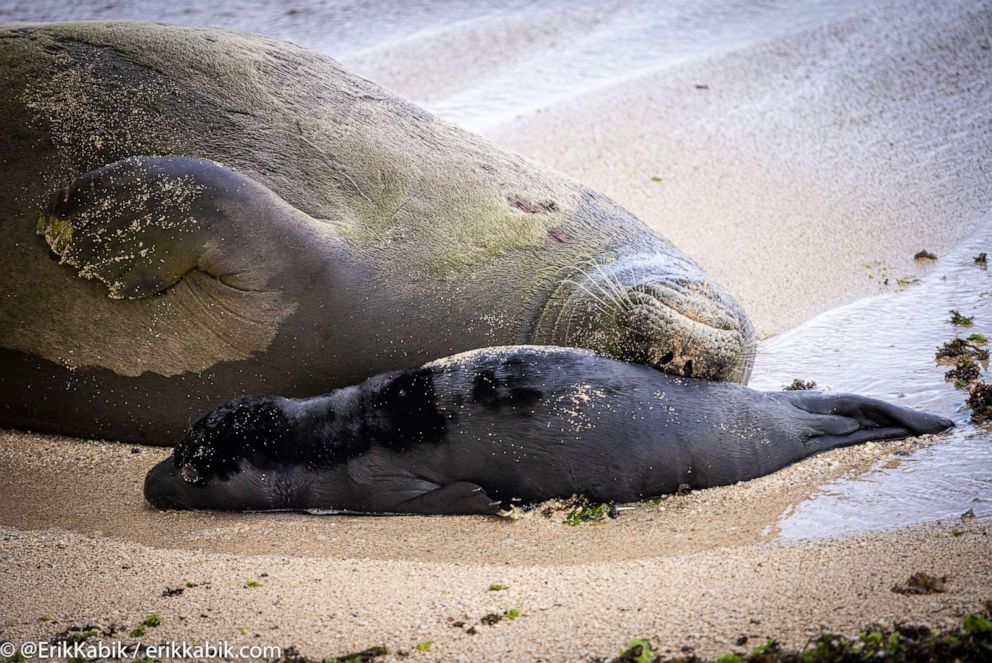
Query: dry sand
[[2, 519, 989, 662], [2, 0, 992, 660]]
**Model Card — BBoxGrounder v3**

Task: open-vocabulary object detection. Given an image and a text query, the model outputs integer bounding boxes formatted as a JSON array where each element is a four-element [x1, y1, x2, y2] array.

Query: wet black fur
[[174, 368, 451, 481], [148, 347, 954, 514], [470, 368, 544, 414], [360, 367, 448, 450], [173, 396, 292, 481]]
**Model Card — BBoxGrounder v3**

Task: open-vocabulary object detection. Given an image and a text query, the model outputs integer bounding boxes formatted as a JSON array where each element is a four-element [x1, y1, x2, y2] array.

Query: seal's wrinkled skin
[[144, 347, 952, 514], [0, 23, 753, 445]]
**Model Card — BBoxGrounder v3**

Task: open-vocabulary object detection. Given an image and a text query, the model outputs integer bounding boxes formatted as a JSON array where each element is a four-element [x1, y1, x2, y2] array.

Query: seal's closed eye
[[180, 465, 201, 483]]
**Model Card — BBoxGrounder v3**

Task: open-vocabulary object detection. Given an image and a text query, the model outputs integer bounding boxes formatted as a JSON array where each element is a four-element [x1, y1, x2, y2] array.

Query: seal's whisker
[[560, 277, 617, 316], [558, 299, 578, 345], [610, 269, 639, 309], [727, 358, 745, 384], [567, 262, 629, 319], [557, 290, 616, 335], [727, 332, 760, 383], [556, 272, 625, 344], [558, 289, 619, 328], [571, 260, 627, 313], [589, 259, 629, 305]]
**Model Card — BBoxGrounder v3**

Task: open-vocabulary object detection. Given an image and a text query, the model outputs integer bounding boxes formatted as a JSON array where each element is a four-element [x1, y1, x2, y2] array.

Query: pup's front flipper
[[391, 481, 508, 516]]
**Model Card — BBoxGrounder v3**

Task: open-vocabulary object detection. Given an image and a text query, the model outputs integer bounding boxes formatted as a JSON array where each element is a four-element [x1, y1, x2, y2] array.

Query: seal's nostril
[[682, 360, 694, 377], [659, 351, 674, 365]]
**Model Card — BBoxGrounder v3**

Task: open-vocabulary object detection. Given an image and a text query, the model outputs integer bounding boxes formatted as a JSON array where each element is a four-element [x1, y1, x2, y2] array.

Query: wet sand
[[475, 0, 992, 334], [0, 429, 945, 566], [2, 0, 992, 659]]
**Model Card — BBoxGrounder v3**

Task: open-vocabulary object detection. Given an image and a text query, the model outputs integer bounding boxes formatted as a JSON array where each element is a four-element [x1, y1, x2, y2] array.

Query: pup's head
[[143, 396, 294, 511]]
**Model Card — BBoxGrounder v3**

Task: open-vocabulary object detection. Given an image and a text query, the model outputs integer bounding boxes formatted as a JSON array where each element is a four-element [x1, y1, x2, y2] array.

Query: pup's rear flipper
[[782, 391, 953, 449]]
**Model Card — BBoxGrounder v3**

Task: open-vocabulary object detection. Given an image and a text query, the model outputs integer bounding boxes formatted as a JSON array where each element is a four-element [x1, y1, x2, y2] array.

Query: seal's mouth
[[532, 257, 755, 383]]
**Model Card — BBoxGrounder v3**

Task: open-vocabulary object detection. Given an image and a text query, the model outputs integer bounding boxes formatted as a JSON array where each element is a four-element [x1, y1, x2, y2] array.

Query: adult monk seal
[[0, 23, 753, 445], [143, 346, 952, 514]]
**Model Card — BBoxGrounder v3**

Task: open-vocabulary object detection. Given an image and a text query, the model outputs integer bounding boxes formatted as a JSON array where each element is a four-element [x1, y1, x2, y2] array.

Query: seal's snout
[[621, 278, 754, 379], [144, 458, 193, 510], [536, 259, 755, 383]]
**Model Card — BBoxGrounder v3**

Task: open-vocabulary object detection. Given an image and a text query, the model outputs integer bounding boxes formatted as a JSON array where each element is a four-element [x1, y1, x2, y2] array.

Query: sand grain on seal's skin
[[13, 59, 297, 377]]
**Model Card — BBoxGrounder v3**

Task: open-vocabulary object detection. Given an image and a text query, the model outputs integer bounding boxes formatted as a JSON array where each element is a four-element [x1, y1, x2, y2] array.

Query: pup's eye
[[180, 465, 202, 483]]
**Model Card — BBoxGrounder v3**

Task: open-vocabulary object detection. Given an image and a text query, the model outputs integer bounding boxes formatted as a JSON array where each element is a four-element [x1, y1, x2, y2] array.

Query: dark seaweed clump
[[966, 383, 992, 423], [783, 379, 816, 391], [891, 571, 948, 595], [935, 324, 991, 418], [945, 357, 981, 385], [949, 309, 975, 328], [936, 338, 989, 362], [913, 250, 938, 261], [608, 605, 992, 663], [936, 332, 989, 397]]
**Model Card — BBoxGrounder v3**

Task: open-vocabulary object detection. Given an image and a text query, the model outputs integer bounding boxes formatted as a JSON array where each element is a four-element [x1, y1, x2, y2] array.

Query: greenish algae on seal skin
[[143, 347, 952, 514], [0, 22, 753, 445]]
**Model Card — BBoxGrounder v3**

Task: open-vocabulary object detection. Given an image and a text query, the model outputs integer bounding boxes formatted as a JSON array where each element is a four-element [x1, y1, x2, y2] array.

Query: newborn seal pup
[[1, 23, 753, 444], [144, 347, 952, 514]]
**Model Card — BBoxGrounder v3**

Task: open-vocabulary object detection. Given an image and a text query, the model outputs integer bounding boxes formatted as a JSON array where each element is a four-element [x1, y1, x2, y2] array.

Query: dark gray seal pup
[[144, 347, 952, 514], [1, 23, 752, 445]]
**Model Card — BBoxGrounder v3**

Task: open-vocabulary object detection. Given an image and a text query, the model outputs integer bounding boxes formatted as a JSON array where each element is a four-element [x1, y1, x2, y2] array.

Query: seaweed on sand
[[607, 605, 992, 662], [563, 497, 619, 526]]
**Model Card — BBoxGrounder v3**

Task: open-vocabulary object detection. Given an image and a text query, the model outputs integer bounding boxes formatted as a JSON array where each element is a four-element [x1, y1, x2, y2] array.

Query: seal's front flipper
[[38, 156, 325, 299], [40, 156, 231, 298], [782, 391, 953, 450], [392, 481, 508, 516]]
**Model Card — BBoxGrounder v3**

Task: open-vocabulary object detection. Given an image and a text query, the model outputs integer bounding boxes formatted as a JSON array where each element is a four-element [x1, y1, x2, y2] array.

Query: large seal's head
[[532, 248, 755, 383], [144, 396, 296, 511]]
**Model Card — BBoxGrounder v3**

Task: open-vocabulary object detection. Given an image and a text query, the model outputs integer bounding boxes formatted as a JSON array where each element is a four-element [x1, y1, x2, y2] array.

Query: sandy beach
[[2, 0, 991, 660]]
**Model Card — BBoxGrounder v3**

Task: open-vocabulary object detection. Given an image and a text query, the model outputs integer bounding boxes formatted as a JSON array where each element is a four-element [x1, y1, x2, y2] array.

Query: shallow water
[[3, 0, 863, 131], [751, 216, 992, 538], [4, 0, 989, 538]]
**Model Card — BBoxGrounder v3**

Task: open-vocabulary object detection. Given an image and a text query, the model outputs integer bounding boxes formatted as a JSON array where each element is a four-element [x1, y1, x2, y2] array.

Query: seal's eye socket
[[180, 465, 202, 484]]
